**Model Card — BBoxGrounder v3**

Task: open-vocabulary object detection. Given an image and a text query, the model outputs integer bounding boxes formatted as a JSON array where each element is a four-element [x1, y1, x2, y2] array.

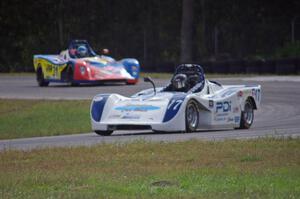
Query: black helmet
[[172, 74, 188, 90]]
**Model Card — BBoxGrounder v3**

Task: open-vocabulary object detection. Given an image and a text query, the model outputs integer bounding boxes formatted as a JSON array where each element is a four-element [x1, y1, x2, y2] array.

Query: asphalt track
[[0, 75, 300, 150]]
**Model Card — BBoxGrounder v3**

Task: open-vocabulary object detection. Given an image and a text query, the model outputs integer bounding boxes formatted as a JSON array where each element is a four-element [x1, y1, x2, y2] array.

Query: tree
[[180, 0, 194, 63], [58, 0, 64, 49]]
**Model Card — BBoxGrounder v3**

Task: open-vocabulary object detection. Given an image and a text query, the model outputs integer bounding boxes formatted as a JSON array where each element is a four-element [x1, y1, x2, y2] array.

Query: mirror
[[144, 76, 152, 82], [143, 76, 156, 95]]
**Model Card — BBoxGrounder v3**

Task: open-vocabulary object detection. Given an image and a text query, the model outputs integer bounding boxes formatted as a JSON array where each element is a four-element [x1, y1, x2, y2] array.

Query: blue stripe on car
[[115, 105, 160, 112], [91, 94, 110, 122], [163, 93, 186, 123]]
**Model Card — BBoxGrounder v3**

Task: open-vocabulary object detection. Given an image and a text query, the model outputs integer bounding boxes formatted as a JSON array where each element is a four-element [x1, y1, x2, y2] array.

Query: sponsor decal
[[121, 113, 140, 119], [216, 101, 231, 113], [214, 112, 229, 122], [227, 117, 234, 122], [46, 64, 59, 77], [209, 100, 214, 108], [115, 105, 160, 112], [216, 113, 229, 117], [108, 114, 121, 119], [234, 116, 240, 123], [214, 116, 226, 122]]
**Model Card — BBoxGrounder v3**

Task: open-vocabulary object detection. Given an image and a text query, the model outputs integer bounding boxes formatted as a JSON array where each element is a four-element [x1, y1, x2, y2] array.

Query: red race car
[[33, 40, 140, 86]]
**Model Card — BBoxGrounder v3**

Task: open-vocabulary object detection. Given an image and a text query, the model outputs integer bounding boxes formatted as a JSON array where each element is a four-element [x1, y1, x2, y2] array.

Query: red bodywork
[[73, 61, 136, 83]]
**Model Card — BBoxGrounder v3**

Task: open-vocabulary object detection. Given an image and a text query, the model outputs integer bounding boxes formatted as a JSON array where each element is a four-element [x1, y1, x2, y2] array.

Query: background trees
[[180, 0, 194, 62], [0, 0, 299, 72]]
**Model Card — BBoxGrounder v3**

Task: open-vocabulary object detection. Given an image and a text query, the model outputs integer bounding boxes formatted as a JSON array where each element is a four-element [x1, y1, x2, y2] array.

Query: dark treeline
[[0, 0, 299, 72]]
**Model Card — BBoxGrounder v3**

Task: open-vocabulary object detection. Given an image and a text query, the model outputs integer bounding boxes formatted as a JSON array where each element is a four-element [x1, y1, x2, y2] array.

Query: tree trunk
[[58, 0, 64, 48], [180, 0, 194, 63]]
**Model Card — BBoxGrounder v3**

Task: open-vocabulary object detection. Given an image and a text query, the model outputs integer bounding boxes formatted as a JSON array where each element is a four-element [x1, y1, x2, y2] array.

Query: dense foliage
[[0, 0, 299, 72]]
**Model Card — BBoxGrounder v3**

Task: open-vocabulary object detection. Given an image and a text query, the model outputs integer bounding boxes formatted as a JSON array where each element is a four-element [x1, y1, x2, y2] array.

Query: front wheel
[[185, 100, 199, 133], [239, 100, 254, 129], [95, 130, 113, 136]]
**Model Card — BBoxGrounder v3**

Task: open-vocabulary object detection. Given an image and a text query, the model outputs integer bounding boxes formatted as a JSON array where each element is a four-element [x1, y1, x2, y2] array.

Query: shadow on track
[[104, 129, 234, 137]]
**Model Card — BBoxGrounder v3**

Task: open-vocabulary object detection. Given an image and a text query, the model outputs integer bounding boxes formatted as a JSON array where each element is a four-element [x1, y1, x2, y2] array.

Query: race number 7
[[168, 99, 183, 110]]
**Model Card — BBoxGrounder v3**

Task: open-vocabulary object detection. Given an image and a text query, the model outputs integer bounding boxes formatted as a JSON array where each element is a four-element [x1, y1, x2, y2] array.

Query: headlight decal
[[91, 94, 110, 122], [163, 93, 186, 123]]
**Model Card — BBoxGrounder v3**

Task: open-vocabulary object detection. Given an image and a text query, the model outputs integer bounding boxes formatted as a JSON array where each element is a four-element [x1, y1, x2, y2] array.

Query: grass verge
[[0, 138, 299, 198], [0, 99, 90, 139]]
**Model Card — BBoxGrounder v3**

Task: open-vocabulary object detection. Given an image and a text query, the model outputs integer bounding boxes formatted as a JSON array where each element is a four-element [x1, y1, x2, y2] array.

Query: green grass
[[0, 99, 91, 139], [0, 138, 299, 198]]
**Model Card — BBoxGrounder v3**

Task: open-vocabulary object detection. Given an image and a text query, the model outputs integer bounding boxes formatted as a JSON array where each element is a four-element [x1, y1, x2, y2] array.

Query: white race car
[[90, 64, 261, 136]]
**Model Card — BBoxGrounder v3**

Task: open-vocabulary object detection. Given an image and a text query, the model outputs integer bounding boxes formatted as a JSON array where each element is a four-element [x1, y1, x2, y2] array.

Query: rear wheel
[[185, 100, 199, 132], [95, 130, 113, 136], [36, 67, 49, 87], [239, 99, 254, 129]]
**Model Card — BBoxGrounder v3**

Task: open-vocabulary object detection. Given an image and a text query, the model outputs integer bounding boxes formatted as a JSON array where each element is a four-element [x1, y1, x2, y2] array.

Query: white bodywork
[[90, 80, 261, 132]]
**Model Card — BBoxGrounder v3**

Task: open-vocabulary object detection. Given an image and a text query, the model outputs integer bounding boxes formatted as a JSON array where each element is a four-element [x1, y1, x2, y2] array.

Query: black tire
[[67, 65, 79, 86], [95, 130, 113, 136], [239, 99, 254, 129], [36, 67, 49, 87], [185, 100, 199, 133]]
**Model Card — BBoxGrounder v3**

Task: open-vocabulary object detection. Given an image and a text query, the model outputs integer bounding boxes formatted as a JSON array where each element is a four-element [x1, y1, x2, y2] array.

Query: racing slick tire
[[185, 100, 199, 133], [36, 67, 49, 87], [67, 65, 79, 86], [95, 130, 113, 136], [239, 99, 254, 129]]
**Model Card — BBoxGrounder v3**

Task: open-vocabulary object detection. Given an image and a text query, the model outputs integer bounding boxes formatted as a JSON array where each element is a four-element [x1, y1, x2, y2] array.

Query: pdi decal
[[216, 101, 231, 113]]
